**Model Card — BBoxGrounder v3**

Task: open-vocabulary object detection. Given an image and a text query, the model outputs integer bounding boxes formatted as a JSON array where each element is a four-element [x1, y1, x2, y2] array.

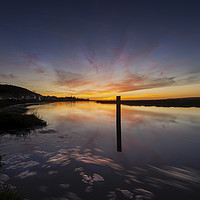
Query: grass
[[0, 100, 15, 109], [0, 102, 42, 200], [0, 186, 24, 200], [0, 103, 47, 133], [0, 111, 46, 133], [97, 98, 200, 107]]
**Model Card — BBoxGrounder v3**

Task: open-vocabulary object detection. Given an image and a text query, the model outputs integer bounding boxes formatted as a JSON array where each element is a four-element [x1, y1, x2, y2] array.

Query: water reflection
[[1, 102, 200, 199], [116, 96, 122, 152]]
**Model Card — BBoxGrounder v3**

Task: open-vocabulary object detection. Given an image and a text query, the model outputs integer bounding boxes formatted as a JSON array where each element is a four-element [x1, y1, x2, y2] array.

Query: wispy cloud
[[110, 31, 129, 64], [96, 71, 175, 94], [53, 68, 176, 96], [54, 69, 94, 89], [0, 73, 17, 79], [52, 64, 200, 97], [34, 67, 46, 74], [83, 51, 99, 74], [23, 51, 47, 74]]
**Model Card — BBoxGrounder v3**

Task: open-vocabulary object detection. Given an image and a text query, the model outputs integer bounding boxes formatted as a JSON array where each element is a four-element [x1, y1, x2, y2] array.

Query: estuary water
[[1, 102, 200, 200]]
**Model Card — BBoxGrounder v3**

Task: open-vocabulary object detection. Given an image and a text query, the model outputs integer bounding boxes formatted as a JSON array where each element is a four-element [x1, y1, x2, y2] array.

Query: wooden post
[[116, 96, 121, 102], [116, 96, 122, 152]]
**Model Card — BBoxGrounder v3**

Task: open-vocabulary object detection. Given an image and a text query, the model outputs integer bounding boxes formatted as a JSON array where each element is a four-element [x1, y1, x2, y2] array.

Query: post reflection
[[116, 96, 122, 152]]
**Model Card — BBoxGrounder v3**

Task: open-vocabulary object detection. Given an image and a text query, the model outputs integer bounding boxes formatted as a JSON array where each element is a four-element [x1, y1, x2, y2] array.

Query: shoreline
[[0, 100, 91, 111], [96, 98, 200, 108], [0, 100, 91, 134], [0, 103, 47, 134]]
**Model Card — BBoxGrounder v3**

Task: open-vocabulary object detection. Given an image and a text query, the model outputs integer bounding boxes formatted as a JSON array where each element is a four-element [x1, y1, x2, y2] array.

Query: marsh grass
[[0, 104, 47, 134], [0, 186, 24, 200], [0, 100, 19, 109], [0, 111, 46, 132]]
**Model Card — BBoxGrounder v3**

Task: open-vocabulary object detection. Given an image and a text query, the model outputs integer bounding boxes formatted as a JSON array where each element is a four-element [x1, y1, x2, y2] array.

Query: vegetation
[[97, 97, 200, 107], [0, 111, 46, 133], [0, 186, 24, 200], [0, 87, 43, 199], [0, 111, 46, 132], [0, 99, 22, 109], [0, 105, 46, 133]]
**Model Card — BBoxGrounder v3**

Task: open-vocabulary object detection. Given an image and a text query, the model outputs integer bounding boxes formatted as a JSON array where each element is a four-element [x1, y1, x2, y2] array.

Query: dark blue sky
[[0, 0, 200, 99]]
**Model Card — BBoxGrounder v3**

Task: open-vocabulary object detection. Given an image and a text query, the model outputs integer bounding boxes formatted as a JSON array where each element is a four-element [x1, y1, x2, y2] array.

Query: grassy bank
[[0, 187, 24, 200], [0, 98, 90, 110], [0, 99, 29, 109], [0, 105, 46, 133], [0, 111, 46, 132], [0, 106, 45, 199], [97, 98, 200, 107]]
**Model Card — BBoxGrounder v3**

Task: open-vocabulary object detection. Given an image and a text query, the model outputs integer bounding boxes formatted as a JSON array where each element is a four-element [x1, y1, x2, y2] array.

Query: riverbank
[[0, 99, 90, 109], [96, 98, 200, 107], [0, 104, 46, 134], [0, 187, 24, 200], [0, 99, 93, 134]]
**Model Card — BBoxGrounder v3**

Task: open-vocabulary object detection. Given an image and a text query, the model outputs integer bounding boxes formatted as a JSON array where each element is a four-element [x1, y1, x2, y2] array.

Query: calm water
[[1, 102, 200, 200]]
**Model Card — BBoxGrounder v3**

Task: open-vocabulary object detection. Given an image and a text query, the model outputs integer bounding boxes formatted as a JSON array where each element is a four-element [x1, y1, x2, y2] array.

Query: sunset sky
[[0, 0, 200, 99]]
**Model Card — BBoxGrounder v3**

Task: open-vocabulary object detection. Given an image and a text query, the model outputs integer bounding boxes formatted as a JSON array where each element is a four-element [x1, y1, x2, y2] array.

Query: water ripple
[[16, 170, 37, 179]]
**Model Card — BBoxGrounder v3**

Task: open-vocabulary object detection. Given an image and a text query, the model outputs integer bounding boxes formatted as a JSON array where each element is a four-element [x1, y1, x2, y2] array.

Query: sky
[[0, 0, 200, 100]]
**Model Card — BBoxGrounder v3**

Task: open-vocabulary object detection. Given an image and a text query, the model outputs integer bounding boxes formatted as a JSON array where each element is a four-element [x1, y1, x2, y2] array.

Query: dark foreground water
[[1, 102, 200, 200]]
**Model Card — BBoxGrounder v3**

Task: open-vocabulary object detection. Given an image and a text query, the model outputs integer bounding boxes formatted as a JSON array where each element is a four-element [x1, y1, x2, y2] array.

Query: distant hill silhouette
[[0, 84, 40, 98]]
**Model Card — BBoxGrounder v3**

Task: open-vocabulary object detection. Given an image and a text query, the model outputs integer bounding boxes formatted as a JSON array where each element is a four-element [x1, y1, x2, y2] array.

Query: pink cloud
[[0, 73, 17, 79], [23, 51, 46, 74], [54, 69, 94, 89]]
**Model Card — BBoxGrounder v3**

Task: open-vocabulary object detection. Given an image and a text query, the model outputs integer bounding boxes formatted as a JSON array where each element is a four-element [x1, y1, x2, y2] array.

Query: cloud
[[99, 73, 175, 94], [23, 51, 41, 64], [83, 52, 99, 74], [176, 74, 200, 85], [53, 65, 199, 97], [23, 51, 46, 74], [54, 69, 94, 89], [0, 73, 17, 79], [62, 70, 176, 96], [34, 67, 46, 74], [110, 31, 129, 64]]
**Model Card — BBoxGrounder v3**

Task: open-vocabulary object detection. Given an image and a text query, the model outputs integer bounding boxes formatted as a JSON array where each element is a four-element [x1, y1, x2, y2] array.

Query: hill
[[0, 84, 41, 99]]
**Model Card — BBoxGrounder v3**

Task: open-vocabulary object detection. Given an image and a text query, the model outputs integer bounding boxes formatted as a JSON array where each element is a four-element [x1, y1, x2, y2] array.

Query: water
[[1, 102, 200, 200]]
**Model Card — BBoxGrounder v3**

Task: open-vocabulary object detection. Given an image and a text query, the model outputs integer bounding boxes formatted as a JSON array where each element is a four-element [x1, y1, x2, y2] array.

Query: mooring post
[[116, 96, 122, 152], [116, 96, 121, 102]]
